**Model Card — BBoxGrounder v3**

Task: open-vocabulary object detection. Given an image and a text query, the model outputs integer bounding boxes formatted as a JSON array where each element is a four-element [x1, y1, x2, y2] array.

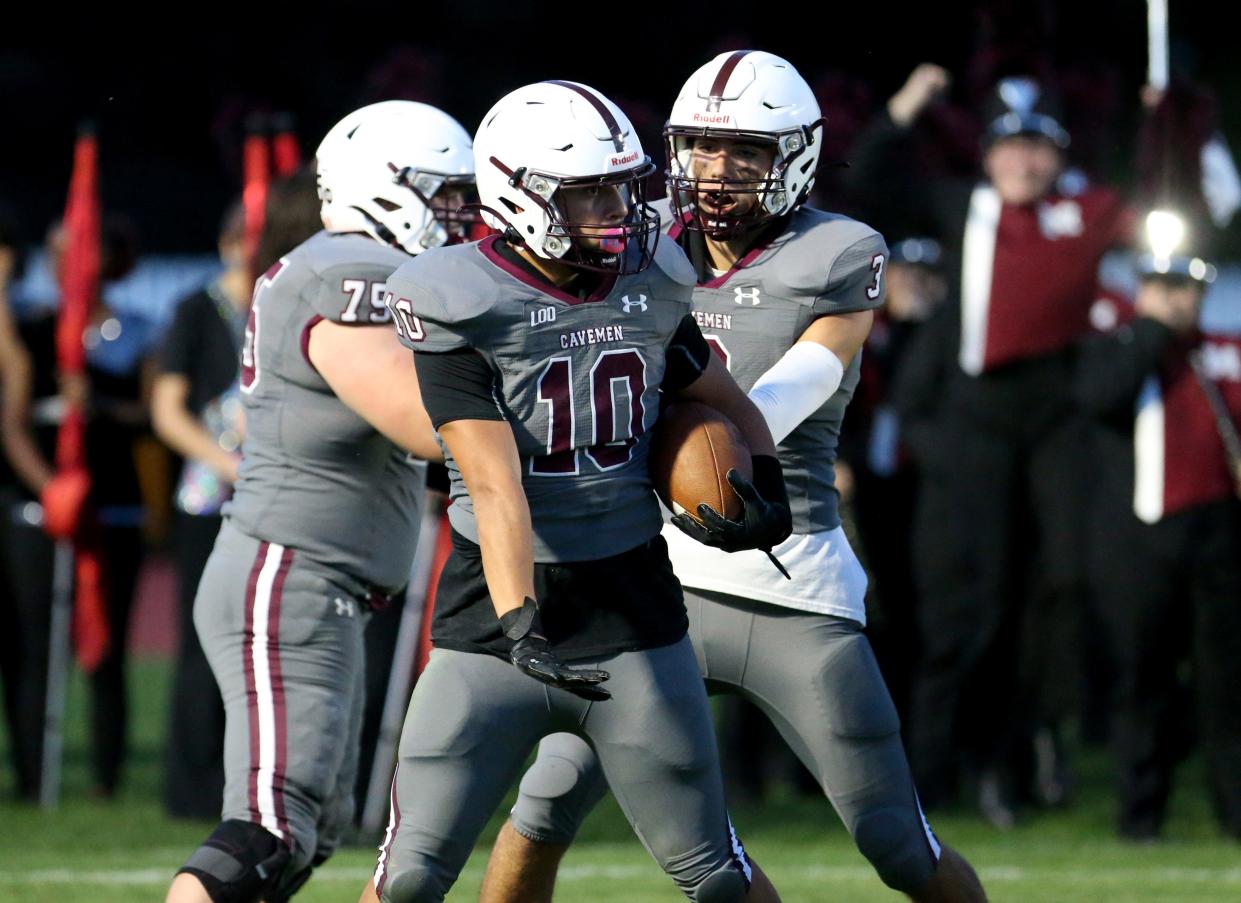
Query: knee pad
[[510, 748, 603, 845], [380, 865, 447, 903], [853, 807, 938, 894], [686, 864, 748, 903], [177, 819, 291, 903]]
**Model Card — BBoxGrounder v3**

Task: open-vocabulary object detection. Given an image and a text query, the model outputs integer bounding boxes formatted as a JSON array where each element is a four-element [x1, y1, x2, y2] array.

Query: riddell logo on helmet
[[610, 150, 640, 167], [693, 113, 732, 124]]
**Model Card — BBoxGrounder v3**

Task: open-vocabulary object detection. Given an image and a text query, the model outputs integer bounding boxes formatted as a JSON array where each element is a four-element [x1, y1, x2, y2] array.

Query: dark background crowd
[[2, 0, 1240, 848]]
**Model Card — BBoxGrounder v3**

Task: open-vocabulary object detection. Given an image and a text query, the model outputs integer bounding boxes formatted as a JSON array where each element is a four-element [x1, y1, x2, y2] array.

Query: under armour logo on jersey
[[621, 294, 648, 313], [734, 286, 761, 306], [333, 597, 356, 618]]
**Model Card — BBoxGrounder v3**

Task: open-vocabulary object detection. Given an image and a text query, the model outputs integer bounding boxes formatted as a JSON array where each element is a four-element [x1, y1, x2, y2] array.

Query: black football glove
[[500, 597, 611, 701], [671, 454, 793, 557]]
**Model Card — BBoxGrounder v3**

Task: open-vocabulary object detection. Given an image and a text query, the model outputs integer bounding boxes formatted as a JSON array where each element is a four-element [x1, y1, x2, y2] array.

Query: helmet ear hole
[[373, 197, 402, 212], [500, 197, 523, 215]]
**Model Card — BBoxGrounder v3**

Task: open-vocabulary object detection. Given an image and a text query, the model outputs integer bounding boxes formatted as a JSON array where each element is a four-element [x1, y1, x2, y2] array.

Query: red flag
[[56, 129, 100, 383], [241, 122, 271, 276], [271, 114, 301, 177], [51, 126, 109, 672]]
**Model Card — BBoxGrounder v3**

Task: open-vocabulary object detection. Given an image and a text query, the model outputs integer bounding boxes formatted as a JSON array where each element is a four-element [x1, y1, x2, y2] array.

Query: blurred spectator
[[1075, 240, 1241, 842], [1, 214, 156, 798], [842, 238, 950, 726], [846, 64, 1136, 825], [150, 201, 248, 819], [253, 167, 321, 274], [0, 203, 39, 800]]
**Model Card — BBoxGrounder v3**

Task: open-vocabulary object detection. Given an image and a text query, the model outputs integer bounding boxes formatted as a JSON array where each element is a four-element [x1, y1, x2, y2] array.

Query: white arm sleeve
[[746, 341, 845, 445]]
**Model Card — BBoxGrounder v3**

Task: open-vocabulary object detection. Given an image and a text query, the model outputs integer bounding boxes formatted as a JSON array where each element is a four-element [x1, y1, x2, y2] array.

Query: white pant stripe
[[374, 764, 401, 890], [251, 541, 286, 839], [916, 792, 942, 861], [727, 817, 753, 884]]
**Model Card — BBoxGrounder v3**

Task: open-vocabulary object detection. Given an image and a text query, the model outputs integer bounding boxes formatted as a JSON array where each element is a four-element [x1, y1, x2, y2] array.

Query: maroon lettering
[[529, 349, 650, 475], [586, 349, 647, 470], [531, 358, 577, 475]]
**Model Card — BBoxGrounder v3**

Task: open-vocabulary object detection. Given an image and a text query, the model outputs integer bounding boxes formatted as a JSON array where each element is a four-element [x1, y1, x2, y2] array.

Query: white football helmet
[[316, 101, 477, 255], [473, 81, 660, 274], [665, 50, 825, 236]]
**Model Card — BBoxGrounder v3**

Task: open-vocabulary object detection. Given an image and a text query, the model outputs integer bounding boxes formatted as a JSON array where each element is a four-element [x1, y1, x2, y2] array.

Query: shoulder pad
[[304, 231, 410, 282], [776, 208, 884, 295], [387, 243, 502, 326]]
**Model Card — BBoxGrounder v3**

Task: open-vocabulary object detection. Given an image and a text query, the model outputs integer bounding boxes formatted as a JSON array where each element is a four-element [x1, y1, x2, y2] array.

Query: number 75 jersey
[[387, 234, 697, 563], [228, 231, 424, 594]]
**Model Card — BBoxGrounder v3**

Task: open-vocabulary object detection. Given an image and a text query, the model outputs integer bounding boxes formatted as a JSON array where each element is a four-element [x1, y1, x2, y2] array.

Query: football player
[[360, 80, 791, 903], [165, 101, 473, 903], [480, 52, 988, 903]]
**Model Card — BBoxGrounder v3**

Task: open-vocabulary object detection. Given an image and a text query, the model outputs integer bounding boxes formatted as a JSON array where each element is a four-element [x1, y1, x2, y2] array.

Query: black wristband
[[751, 455, 789, 508], [499, 597, 542, 641]]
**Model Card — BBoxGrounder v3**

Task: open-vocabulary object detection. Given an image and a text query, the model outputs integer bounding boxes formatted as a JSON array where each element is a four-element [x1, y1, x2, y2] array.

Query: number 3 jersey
[[663, 200, 888, 533], [386, 234, 698, 564], [658, 200, 888, 621], [227, 231, 425, 595]]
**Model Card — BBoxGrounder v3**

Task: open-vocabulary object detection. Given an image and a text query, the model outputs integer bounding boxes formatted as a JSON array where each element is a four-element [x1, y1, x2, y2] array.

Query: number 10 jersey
[[388, 234, 697, 564]]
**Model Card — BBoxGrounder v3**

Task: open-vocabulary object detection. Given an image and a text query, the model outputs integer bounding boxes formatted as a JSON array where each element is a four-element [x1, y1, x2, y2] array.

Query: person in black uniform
[[845, 64, 1139, 823], [3, 215, 153, 797], [1075, 220, 1241, 841], [0, 203, 41, 800]]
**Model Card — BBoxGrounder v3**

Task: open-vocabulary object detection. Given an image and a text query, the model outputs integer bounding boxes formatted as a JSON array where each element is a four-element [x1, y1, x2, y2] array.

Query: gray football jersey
[[226, 231, 424, 594], [660, 199, 888, 533], [387, 234, 696, 563]]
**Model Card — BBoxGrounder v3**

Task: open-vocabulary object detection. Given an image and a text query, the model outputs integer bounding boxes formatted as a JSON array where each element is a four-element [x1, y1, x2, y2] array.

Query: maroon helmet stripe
[[544, 80, 625, 152], [709, 50, 751, 105]]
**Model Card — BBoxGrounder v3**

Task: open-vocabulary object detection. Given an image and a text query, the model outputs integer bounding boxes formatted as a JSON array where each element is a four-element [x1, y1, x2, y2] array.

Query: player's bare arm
[[309, 319, 443, 461], [800, 308, 873, 365], [744, 309, 875, 447], [436, 418, 534, 618], [675, 351, 776, 457], [438, 416, 611, 700]]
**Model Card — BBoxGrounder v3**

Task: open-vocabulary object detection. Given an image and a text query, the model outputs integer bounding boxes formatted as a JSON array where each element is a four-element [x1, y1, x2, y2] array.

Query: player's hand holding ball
[[651, 401, 792, 558], [671, 455, 792, 553], [501, 598, 612, 701]]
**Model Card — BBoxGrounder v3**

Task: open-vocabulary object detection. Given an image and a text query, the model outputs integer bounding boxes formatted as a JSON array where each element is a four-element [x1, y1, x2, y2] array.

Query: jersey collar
[[478, 235, 618, 306]]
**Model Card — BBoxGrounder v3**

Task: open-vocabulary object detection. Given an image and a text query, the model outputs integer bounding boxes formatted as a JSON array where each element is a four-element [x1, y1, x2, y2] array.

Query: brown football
[[650, 401, 752, 525]]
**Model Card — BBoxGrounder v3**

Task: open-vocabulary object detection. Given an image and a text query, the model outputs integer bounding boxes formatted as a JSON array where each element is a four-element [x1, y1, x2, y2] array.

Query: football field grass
[[1, 659, 1238, 902]]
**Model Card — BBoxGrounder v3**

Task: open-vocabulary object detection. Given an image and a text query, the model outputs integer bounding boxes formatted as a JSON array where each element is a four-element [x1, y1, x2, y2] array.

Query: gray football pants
[[192, 521, 368, 879], [373, 637, 751, 903], [511, 589, 943, 894]]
